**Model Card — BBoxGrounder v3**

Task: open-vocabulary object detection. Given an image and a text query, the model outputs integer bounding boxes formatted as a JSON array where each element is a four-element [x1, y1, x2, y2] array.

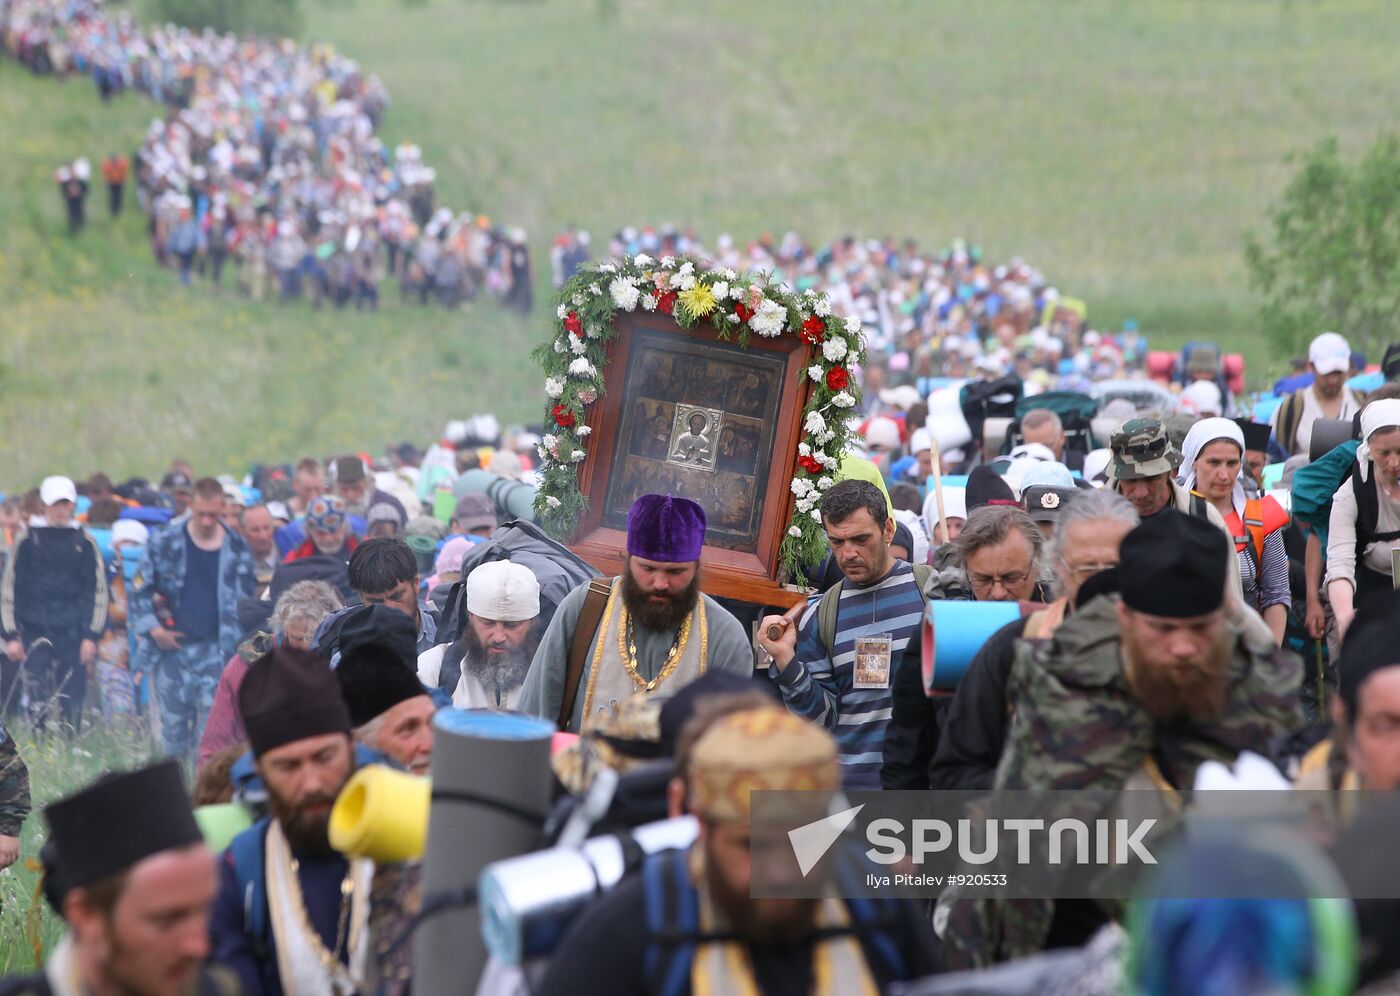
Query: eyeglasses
[[968, 568, 1031, 591]]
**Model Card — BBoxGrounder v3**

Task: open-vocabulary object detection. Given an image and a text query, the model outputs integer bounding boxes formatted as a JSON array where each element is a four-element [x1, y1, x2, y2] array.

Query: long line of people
[[3, 0, 535, 312]]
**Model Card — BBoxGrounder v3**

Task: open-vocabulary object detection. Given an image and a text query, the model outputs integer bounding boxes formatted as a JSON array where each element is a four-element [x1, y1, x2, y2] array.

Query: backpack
[[640, 847, 905, 996], [436, 520, 600, 647], [817, 564, 934, 661], [959, 375, 1022, 458], [1000, 391, 1098, 455], [228, 817, 272, 959], [1274, 389, 1365, 458]]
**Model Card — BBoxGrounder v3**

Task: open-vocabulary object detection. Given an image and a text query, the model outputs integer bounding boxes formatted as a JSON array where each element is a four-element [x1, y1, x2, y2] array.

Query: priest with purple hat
[[518, 494, 754, 733]]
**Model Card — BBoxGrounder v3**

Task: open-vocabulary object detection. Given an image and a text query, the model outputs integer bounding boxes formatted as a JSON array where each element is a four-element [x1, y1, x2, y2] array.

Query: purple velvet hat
[[626, 494, 707, 563]]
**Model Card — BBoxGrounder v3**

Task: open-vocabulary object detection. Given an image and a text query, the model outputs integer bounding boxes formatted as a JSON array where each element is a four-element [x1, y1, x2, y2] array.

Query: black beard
[[267, 779, 349, 858], [461, 623, 537, 697], [704, 845, 819, 945], [621, 567, 700, 632]]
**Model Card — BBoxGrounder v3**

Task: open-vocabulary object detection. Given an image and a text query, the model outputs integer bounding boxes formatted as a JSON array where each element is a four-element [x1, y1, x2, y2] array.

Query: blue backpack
[[640, 847, 906, 996]]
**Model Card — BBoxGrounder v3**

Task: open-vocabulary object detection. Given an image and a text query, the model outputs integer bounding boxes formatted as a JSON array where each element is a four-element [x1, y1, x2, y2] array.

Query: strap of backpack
[[817, 579, 844, 662], [558, 577, 613, 730], [1189, 491, 1210, 520], [1278, 393, 1304, 456], [643, 849, 698, 996], [911, 563, 934, 604], [1353, 468, 1400, 545], [229, 819, 270, 958]]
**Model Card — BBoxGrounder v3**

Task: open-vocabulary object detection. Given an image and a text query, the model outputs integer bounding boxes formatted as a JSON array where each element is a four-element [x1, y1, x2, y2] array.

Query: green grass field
[[4, 0, 1400, 490]]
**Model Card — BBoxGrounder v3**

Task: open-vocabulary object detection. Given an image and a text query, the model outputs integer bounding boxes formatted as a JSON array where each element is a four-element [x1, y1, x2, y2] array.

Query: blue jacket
[[129, 522, 255, 667]]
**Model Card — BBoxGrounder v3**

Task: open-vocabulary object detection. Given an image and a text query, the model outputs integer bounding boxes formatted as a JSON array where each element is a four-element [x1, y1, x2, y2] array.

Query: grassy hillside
[[4, 0, 1400, 488]]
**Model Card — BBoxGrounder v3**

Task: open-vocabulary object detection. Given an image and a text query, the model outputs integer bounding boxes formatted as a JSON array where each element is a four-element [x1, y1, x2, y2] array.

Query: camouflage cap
[[1108, 418, 1182, 481]]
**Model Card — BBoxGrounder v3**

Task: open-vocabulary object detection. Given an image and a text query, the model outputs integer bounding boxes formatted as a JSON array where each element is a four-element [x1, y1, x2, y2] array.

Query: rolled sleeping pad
[[928, 475, 969, 491], [1145, 351, 1177, 384], [414, 710, 556, 996], [1222, 353, 1246, 397], [194, 803, 253, 854], [455, 468, 538, 523], [921, 600, 1024, 692], [1260, 462, 1285, 492], [1309, 418, 1357, 463], [118, 505, 174, 526], [329, 764, 430, 864], [927, 385, 973, 450], [479, 816, 699, 966]]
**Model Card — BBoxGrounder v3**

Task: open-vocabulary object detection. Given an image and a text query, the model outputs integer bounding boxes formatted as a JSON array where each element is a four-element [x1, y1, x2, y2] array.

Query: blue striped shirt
[[772, 561, 925, 790]]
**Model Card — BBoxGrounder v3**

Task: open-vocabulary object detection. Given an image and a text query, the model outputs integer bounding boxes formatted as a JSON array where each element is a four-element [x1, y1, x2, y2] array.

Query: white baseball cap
[[466, 561, 541, 623], [1309, 332, 1351, 375], [40, 476, 77, 506]]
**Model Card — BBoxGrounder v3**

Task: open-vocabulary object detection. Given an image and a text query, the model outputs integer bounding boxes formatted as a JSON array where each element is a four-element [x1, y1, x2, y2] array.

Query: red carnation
[[798, 454, 823, 474], [564, 311, 583, 337], [552, 404, 576, 428], [657, 290, 677, 315], [800, 315, 826, 345], [734, 302, 753, 323], [826, 366, 850, 391]]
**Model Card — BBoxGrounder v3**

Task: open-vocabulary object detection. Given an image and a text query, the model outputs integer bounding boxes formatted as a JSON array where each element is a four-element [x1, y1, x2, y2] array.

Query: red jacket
[[283, 534, 359, 564]]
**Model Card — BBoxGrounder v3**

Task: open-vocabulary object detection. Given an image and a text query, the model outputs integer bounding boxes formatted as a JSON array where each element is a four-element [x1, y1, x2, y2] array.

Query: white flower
[[553, 339, 566, 354], [750, 300, 788, 338], [814, 297, 831, 317], [577, 425, 592, 436], [545, 495, 562, 509], [590, 283, 602, 296], [537, 445, 549, 461], [568, 358, 596, 378], [569, 334, 588, 355], [609, 278, 641, 311], [817, 476, 834, 490], [832, 391, 856, 408], [676, 273, 697, 291], [730, 284, 745, 300], [790, 478, 813, 498], [788, 526, 803, 538], [633, 253, 653, 267], [798, 442, 812, 457], [556, 304, 568, 320], [796, 497, 816, 513], [677, 261, 694, 277], [542, 433, 559, 450], [808, 365, 825, 382], [845, 316, 862, 336], [727, 313, 740, 324], [571, 293, 585, 307], [710, 281, 729, 301], [599, 263, 616, 274], [545, 376, 566, 399], [809, 508, 823, 522], [821, 336, 848, 363], [660, 256, 675, 268], [570, 449, 586, 462], [804, 411, 827, 435], [641, 294, 658, 312]]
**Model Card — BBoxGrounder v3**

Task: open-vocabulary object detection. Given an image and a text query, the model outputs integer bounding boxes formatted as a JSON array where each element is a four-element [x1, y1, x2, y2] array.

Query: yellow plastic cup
[[329, 765, 430, 863]]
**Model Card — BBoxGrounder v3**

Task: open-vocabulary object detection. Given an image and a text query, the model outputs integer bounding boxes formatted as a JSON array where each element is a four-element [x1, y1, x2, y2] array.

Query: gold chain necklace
[[287, 854, 356, 981], [618, 604, 691, 693]]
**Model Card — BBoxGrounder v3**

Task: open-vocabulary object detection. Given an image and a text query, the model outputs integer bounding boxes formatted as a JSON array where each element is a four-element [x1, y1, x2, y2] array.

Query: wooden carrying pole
[[929, 436, 949, 546]]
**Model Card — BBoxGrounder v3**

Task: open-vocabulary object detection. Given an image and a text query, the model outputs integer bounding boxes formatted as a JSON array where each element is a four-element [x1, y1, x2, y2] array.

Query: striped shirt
[[772, 561, 925, 790]]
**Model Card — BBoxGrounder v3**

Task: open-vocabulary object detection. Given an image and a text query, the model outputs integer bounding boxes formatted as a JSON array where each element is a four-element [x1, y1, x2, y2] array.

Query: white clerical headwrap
[[466, 561, 541, 622], [1178, 417, 1247, 514], [1356, 399, 1400, 481]]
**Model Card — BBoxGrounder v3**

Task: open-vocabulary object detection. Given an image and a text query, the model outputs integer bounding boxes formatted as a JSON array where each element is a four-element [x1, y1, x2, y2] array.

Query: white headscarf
[[1357, 399, 1400, 481], [1178, 417, 1246, 514]]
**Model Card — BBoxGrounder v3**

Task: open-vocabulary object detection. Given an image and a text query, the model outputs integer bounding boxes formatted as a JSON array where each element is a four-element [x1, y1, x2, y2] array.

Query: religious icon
[[667, 406, 722, 472]]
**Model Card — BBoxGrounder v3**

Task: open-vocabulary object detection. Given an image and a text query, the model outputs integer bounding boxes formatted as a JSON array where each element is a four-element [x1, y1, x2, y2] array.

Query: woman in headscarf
[[1179, 417, 1290, 644], [1326, 399, 1400, 637]]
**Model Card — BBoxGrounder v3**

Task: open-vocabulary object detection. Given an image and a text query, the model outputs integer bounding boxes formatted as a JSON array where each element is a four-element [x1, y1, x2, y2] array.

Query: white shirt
[[1274, 384, 1361, 456]]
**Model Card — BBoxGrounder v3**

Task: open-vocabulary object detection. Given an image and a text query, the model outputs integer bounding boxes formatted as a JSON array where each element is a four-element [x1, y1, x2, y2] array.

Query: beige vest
[[580, 578, 709, 730]]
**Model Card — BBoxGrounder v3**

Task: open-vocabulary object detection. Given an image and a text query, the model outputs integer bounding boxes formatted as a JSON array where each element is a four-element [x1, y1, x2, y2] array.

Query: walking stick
[[929, 436, 949, 547]]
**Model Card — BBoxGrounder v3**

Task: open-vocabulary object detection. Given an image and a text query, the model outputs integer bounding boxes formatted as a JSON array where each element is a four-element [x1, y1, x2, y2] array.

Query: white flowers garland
[[534, 254, 865, 585]]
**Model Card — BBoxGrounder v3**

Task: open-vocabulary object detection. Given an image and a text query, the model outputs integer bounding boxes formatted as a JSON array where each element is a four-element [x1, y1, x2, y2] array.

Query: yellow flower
[[677, 283, 718, 320]]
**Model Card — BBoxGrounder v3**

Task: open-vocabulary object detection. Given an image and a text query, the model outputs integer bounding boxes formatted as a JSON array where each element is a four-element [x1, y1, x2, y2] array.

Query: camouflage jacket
[[0, 724, 32, 837], [129, 522, 255, 669], [942, 594, 1303, 966]]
